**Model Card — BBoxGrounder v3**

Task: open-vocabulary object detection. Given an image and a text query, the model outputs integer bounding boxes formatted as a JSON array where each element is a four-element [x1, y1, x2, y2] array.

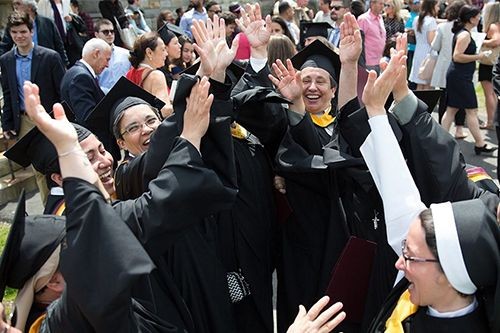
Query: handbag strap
[[139, 68, 154, 88]]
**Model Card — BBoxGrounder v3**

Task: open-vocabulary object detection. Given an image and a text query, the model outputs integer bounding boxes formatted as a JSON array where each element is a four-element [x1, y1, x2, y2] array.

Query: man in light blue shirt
[[95, 18, 131, 94], [179, 0, 208, 38]]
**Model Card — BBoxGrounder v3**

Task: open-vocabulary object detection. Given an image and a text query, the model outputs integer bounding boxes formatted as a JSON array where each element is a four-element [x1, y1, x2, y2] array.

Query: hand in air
[[268, 59, 303, 103], [181, 76, 214, 151], [339, 13, 362, 65], [192, 15, 239, 77], [362, 49, 407, 116], [236, 4, 272, 49], [23, 81, 79, 153]]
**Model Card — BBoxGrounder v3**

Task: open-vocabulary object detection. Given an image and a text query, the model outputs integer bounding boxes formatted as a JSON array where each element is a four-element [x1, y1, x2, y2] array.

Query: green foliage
[[0, 223, 17, 304]]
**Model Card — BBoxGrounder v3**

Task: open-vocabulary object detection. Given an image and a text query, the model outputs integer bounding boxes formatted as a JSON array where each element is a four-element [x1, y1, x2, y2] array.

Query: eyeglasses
[[332, 5, 344, 10], [401, 239, 439, 266], [120, 116, 160, 136], [99, 29, 115, 36]]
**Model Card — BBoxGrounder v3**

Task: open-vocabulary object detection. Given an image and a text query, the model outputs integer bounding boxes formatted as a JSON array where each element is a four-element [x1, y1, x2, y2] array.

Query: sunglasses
[[332, 5, 344, 10], [384, 3, 392, 7], [100, 29, 115, 36]]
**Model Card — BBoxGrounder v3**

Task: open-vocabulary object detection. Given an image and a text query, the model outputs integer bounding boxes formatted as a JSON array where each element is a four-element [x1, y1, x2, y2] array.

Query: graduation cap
[[0, 191, 66, 301], [385, 89, 441, 113], [158, 22, 186, 45], [431, 199, 500, 333], [85, 76, 166, 139], [300, 21, 332, 40], [291, 38, 341, 83], [4, 108, 91, 175]]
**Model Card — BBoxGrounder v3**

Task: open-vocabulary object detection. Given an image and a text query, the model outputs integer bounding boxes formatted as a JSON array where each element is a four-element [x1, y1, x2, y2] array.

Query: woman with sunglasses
[[360, 47, 499, 333], [383, 0, 404, 40]]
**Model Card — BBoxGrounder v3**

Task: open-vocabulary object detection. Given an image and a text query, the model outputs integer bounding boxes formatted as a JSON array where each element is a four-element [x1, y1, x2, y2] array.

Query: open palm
[[269, 59, 303, 102], [339, 13, 362, 64], [236, 4, 272, 49]]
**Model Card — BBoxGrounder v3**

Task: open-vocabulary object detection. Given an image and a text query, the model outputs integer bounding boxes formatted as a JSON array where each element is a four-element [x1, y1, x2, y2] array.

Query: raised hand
[[362, 49, 407, 116], [287, 296, 346, 333], [24, 81, 78, 153], [236, 4, 272, 49], [385, 33, 410, 102], [339, 13, 362, 65], [181, 76, 214, 151], [268, 59, 303, 105], [192, 15, 239, 79]]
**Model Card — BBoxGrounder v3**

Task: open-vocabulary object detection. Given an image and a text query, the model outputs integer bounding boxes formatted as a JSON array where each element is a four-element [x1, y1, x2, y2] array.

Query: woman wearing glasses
[[360, 49, 499, 333]]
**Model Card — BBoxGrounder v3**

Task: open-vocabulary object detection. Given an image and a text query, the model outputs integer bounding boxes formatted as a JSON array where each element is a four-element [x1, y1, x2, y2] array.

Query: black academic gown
[[112, 74, 240, 333], [368, 279, 490, 333], [41, 177, 156, 332], [40, 134, 236, 332], [231, 65, 288, 159], [272, 97, 366, 333], [207, 77, 279, 333]]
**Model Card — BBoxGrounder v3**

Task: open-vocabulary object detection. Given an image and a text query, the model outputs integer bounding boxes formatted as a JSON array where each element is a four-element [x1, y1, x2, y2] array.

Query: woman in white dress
[[408, 0, 439, 90]]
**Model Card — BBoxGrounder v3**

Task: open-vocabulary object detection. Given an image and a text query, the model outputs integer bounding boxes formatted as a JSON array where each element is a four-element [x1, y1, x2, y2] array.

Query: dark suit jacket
[[0, 45, 65, 132], [60, 60, 104, 123], [0, 15, 69, 66], [60, 61, 121, 162]]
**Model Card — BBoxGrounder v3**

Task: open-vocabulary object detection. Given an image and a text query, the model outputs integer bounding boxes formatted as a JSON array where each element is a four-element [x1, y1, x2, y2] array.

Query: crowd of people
[[0, 0, 499, 332]]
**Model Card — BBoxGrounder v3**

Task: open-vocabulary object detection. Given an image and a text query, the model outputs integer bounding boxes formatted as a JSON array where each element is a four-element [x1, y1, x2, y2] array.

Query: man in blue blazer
[[0, 0, 69, 66], [60, 38, 119, 163], [0, 11, 65, 139]]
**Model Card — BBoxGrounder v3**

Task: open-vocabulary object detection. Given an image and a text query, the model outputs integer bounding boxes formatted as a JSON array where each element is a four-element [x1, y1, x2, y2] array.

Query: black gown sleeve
[[400, 100, 500, 212], [42, 178, 155, 332], [113, 137, 238, 258], [231, 67, 288, 159]]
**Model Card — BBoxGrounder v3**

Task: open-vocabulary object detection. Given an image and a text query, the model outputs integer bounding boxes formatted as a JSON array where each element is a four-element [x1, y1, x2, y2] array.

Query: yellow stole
[[230, 122, 249, 140], [309, 105, 335, 128], [29, 314, 47, 333], [385, 289, 419, 333], [53, 201, 66, 216]]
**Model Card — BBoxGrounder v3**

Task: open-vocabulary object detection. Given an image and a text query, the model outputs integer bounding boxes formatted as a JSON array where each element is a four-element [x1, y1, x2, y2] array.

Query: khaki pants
[[19, 114, 49, 205]]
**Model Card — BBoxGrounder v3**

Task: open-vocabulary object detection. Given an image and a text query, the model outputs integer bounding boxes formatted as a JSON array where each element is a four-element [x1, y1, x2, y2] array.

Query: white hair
[[81, 38, 111, 57], [23, 0, 37, 12]]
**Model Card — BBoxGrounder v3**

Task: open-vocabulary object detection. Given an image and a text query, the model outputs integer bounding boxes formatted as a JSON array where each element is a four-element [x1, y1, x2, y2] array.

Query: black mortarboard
[[180, 60, 246, 84], [0, 191, 66, 301], [158, 22, 186, 45], [385, 89, 442, 113], [4, 105, 90, 175], [431, 199, 500, 333], [291, 38, 341, 83], [300, 21, 332, 40], [85, 76, 165, 139]]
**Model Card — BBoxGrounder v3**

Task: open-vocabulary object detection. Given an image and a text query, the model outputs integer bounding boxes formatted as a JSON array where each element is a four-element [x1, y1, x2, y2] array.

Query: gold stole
[[309, 105, 335, 128], [385, 289, 419, 332], [29, 313, 47, 333], [230, 122, 249, 139]]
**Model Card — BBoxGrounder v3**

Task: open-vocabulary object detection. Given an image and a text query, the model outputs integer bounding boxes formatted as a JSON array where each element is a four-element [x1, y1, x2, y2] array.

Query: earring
[[149, 56, 153, 61]]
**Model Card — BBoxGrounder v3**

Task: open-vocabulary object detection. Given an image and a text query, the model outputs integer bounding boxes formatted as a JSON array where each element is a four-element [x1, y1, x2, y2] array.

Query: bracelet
[[58, 147, 85, 157]]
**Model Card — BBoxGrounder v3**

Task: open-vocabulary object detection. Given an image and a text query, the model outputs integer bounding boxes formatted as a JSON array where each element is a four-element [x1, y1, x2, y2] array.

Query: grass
[[0, 222, 17, 314]]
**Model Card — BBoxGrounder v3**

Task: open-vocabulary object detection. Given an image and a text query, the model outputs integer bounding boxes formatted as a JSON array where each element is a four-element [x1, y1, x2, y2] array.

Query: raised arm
[[236, 4, 272, 72], [359, 50, 426, 254], [338, 13, 362, 109]]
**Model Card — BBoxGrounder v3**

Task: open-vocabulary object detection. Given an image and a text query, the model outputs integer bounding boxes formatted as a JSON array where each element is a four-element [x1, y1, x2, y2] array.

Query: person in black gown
[[358, 51, 500, 333]]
